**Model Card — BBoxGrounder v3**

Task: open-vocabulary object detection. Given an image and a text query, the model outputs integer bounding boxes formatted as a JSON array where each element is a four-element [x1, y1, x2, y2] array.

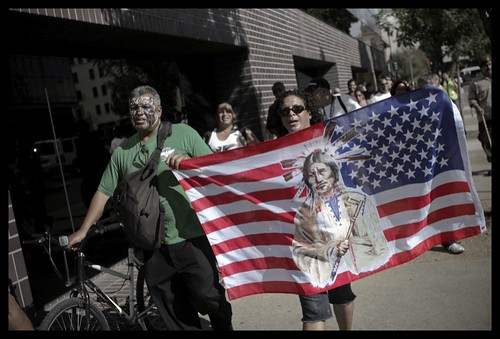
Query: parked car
[[460, 66, 481, 85], [32, 137, 78, 173]]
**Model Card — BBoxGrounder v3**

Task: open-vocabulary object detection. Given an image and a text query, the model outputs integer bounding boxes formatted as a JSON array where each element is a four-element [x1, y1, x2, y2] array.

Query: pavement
[[40, 103, 492, 330]]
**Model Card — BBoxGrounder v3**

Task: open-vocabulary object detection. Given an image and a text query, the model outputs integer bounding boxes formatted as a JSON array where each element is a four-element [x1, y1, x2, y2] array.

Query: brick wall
[[9, 8, 385, 141], [8, 191, 34, 313]]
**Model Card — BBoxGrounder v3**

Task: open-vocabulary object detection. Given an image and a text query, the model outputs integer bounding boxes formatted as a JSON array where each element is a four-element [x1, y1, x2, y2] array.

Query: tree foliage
[[301, 9, 358, 34], [93, 58, 179, 118], [391, 48, 430, 86], [375, 9, 491, 72]]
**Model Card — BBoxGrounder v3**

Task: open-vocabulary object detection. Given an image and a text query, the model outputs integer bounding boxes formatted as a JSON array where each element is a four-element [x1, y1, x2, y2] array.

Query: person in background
[[370, 75, 392, 103], [390, 80, 412, 96], [357, 81, 367, 93], [274, 88, 357, 330], [442, 72, 459, 107], [266, 81, 288, 138], [354, 89, 369, 107], [9, 294, 34, 330], [306, 78, 361, 121], [417, 73, 466, 255], [469, 54, 492, 167], [204, 102, 258, 152], [8, 279, 34, 331], [346, 79, 358, 99], [66, 85, 233, 330]]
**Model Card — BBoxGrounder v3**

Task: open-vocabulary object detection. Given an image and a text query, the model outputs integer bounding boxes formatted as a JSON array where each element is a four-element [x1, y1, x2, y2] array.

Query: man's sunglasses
[[279, 104, 306, 117]]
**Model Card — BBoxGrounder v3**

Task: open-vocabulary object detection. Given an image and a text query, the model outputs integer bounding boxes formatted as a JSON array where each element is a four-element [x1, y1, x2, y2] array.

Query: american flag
[[173, 86, 486, 300]]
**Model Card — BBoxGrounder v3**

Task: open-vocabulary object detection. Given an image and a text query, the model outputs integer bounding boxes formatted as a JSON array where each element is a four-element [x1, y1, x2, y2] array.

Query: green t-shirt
[[99, 123, 213, 245]]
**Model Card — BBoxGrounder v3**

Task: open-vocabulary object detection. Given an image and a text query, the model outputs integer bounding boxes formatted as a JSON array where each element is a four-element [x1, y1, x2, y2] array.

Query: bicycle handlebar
[[57, 220, 124, 248], [25, 216, 124, 249], [23, 233, 62, 246], [90, 221, 123, 235]]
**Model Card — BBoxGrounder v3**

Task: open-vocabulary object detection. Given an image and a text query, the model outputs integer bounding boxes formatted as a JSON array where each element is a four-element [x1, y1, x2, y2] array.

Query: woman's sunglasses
[[279, 104, 306, 117]]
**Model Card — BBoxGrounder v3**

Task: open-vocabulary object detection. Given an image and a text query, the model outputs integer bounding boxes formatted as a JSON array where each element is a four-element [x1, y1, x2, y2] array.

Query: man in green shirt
[[67, 85, 232, 330]]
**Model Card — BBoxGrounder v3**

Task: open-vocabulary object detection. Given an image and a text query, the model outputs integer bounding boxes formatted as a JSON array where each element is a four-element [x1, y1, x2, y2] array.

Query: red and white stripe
[[174, 122, 485, 300]]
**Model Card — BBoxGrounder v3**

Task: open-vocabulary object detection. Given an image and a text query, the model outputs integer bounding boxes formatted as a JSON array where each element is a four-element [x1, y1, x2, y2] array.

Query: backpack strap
[[336, 95, 348, 114], [143, 122, 172, 177]]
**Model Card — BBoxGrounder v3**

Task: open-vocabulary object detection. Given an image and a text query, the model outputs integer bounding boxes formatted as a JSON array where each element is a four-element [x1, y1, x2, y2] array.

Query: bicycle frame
[[65, 244, 150, 329]]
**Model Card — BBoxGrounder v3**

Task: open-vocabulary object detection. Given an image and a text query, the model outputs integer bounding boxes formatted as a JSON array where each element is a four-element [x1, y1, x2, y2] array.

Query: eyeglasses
[[279, 104, 306, 117]]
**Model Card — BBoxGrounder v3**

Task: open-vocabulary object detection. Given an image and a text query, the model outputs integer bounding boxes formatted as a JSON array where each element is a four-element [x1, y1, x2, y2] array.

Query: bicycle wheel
[[136, 267, 167, 330], [39, 297, 110, 331]]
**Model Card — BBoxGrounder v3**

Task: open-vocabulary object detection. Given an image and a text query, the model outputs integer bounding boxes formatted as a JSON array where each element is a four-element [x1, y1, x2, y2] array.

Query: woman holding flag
[[274, 88, 355, 331]]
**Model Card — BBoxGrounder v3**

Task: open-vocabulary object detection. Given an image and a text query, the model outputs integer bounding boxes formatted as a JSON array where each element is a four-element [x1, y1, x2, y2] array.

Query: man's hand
[[336, 239, 349, 256], [328, 239, 350, 259], [67, 229, 87, 249], [166, 153, 189, 170]]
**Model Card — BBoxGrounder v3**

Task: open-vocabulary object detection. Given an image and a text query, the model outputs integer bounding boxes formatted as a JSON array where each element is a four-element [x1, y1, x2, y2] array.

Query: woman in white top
[[205, 102, 258, 152]]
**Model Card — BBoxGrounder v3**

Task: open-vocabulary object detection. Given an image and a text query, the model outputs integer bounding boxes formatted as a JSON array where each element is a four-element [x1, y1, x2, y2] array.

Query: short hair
[[417, 73, 440, 87], [479, 54, 491, 68], [129, 85, 161, 107], [272, 81, 286, 94], [307, 77, 331, 91]]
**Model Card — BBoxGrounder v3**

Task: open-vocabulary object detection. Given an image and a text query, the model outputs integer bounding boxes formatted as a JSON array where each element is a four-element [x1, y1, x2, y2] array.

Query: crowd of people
[[10, 53, 490, 331]]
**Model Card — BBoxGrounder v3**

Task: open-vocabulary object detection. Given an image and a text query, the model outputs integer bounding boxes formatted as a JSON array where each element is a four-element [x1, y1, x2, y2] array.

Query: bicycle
[[23, 214, 167, 331]]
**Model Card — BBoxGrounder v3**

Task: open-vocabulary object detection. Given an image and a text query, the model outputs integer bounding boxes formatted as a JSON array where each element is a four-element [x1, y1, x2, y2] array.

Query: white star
[[438, 157, 449, 167], [405, 169, 416, 179], [408, 99, 419, 111], [426, 92, 438, 105], [388, 105, 399, 116], [418, 106, 429, 116], [388, 173, 399, 183]]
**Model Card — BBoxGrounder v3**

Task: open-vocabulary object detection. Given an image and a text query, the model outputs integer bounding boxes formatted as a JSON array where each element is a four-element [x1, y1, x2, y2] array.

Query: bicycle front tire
[[39, 297, 110, 331]]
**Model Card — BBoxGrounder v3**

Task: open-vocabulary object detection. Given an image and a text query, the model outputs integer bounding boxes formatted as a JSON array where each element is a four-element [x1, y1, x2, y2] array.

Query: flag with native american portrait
[[172, 85, 486, 300]]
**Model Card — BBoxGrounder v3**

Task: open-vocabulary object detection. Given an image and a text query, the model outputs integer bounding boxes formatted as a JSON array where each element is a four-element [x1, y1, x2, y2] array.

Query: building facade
[[9, 8, 387, 141]]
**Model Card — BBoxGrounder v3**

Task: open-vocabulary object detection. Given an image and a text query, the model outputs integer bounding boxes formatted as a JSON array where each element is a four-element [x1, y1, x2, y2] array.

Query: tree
[[301, 9, 358, 34], [375, 9, 490, 73], [94, 58, 179, 118], [391, 49, 429, 86]]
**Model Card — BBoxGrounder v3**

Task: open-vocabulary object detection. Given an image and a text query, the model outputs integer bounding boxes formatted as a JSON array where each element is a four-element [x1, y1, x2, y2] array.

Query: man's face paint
[[129, 96, 158, 129]]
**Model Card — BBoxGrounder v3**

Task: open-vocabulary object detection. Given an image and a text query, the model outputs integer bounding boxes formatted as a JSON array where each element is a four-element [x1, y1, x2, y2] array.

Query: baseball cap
[[307, 77, 330, 91]]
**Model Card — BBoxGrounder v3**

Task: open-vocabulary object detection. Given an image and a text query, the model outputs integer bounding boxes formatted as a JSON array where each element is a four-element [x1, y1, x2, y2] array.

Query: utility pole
[[408, 49, 415, 87]]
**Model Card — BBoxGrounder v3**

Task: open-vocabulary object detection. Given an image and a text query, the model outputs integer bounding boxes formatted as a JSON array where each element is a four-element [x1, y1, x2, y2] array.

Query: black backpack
[[113, 122, 172, 250]]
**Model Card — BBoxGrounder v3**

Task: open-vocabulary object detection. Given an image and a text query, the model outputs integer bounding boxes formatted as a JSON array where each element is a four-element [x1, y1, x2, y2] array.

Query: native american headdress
[[280, 121, 371, 203]]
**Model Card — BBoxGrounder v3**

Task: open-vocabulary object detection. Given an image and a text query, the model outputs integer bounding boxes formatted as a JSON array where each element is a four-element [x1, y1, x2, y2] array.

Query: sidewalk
[[43, 105, 492, 330]]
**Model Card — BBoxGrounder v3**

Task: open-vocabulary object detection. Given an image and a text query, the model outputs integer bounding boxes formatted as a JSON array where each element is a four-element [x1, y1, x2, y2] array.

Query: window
[[89, 69, 95, 80], [76, 90, 82, 101], [72, 72, 79, 83], [98, 67, 104, 78], [104, 103, 111, 113], [92, 87, 98, 98], [96, 104, 102, 115], [101, 85, 107, 96]]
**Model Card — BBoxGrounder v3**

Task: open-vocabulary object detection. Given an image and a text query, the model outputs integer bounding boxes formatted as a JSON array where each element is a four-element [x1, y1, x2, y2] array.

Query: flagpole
[[44, 88, 75, 233], [330, 198, 363, 280], [479, 110, 492, 148]]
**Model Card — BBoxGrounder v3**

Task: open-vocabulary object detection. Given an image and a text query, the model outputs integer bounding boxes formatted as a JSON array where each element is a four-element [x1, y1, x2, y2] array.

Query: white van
[[460, 66, 481, 84], [32, 137, 78, 172]]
